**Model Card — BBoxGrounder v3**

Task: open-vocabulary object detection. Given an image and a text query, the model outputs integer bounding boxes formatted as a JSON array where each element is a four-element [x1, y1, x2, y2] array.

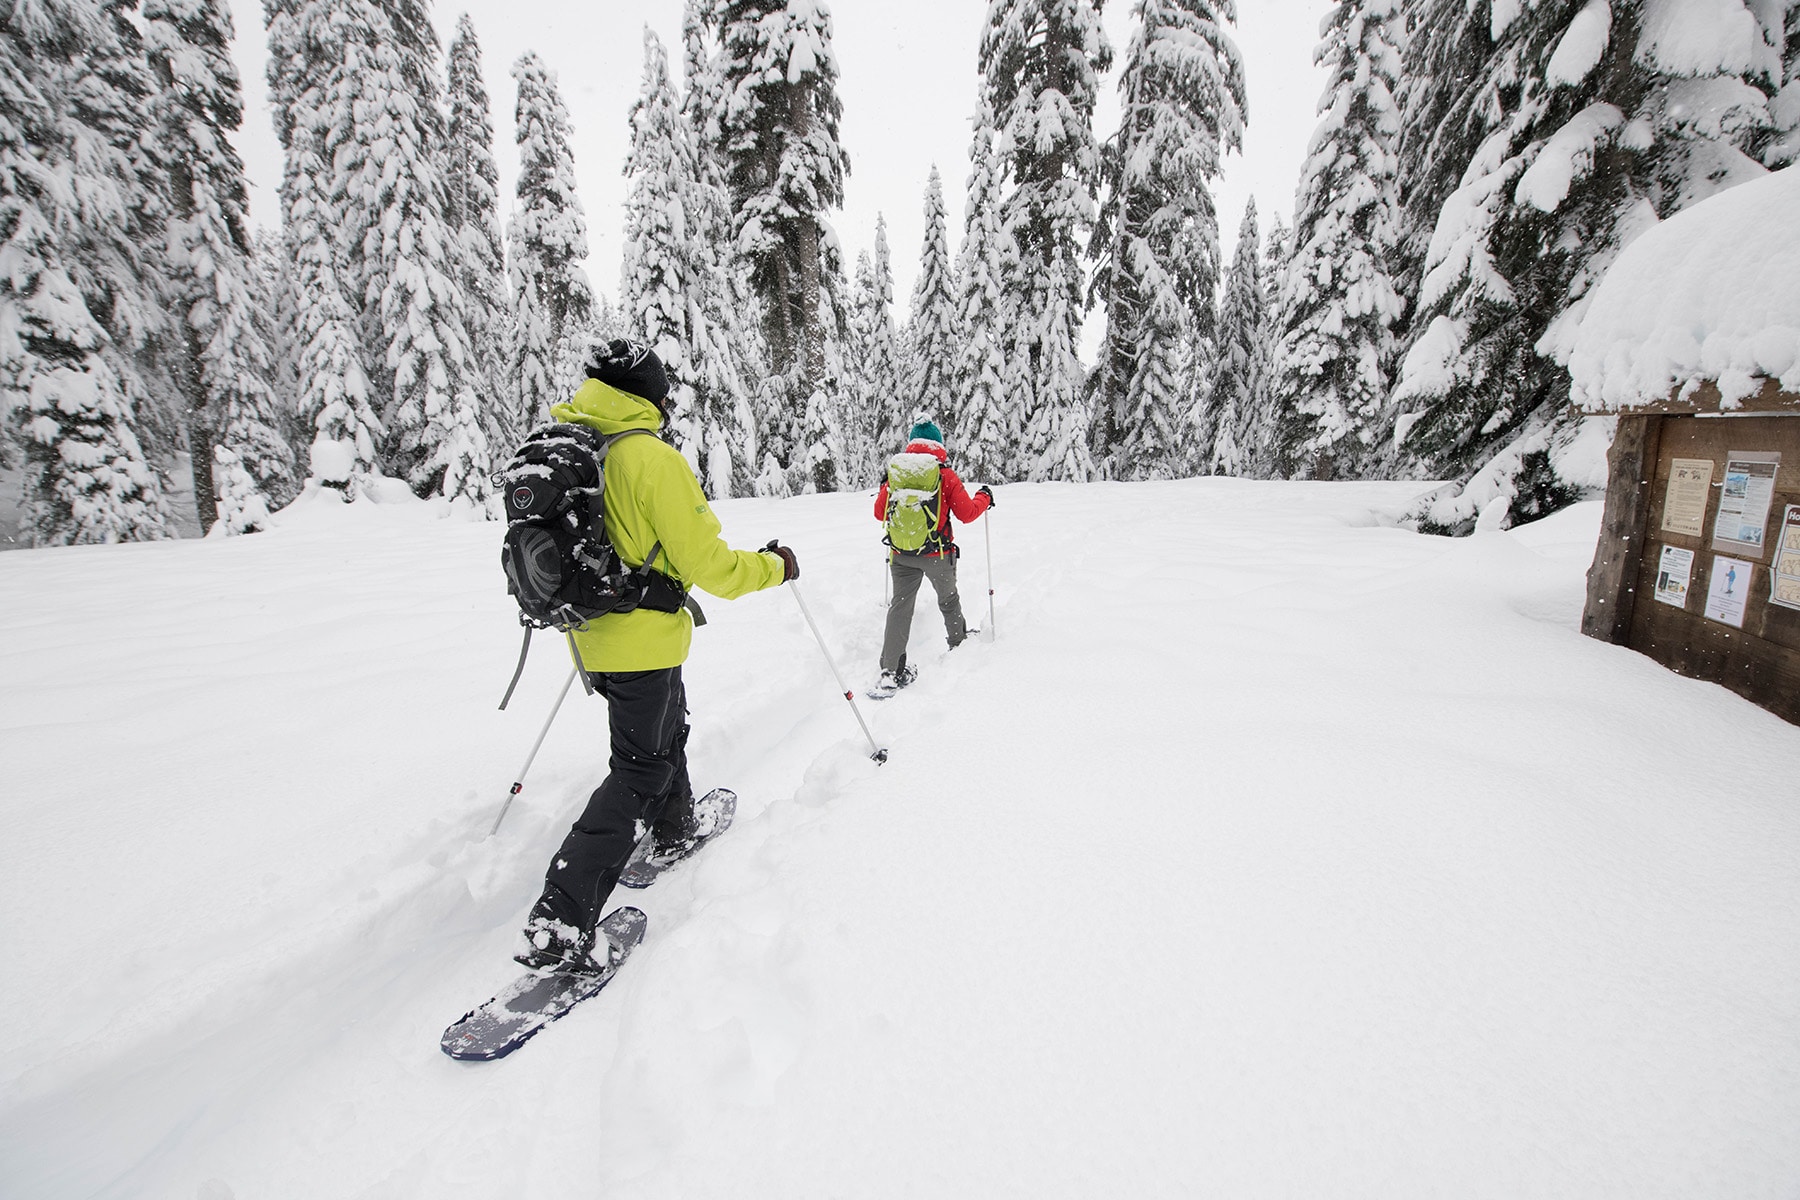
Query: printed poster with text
[[1655, 545, 1695, 608], [1661, 459, 1714, 537], [1712, 452, 1780, 556], [1705, 556, 1755, 628], [1772, 504, 1800, 612]]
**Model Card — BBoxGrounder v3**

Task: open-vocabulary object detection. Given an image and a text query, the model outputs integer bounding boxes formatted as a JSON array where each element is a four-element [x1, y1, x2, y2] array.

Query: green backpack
[[884, 453, 942, 552]]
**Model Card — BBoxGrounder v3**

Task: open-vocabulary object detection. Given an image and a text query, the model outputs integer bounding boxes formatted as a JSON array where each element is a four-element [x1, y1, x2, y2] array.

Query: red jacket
[[873, 439, 992, 557]]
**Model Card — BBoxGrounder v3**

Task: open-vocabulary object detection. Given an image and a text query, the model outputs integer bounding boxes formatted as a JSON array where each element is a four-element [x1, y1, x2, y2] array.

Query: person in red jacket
[[871, 419, 993, 696]]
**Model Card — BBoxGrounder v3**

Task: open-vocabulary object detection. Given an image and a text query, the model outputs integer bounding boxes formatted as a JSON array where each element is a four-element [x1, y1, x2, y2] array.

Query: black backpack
[[495, 422, 696, 708], [498, 422, 686, 632], [500, 420, 694, 629]]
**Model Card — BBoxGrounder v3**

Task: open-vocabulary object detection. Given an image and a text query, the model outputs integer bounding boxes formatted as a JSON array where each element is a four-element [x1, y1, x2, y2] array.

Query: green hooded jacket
[[551, 378, 784, 671]]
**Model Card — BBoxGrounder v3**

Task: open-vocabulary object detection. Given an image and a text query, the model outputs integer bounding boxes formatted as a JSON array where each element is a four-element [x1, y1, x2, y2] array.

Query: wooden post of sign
[[1581, 413, 1664, 644]]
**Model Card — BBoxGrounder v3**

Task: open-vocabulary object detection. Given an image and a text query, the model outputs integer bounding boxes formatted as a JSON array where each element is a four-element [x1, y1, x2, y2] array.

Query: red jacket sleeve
[[873, 481, 889, 521], [940, 468, 992, 523]]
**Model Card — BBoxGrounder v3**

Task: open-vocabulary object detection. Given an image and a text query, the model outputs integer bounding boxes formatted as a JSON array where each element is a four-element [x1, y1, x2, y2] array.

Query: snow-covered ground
[[3, 480, 1798, 1199]]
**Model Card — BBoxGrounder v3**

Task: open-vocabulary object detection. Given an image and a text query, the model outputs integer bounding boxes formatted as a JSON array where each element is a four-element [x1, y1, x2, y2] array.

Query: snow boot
[[637, 787, 733, 873], [515, 901, 632, 976], [867, 663, 918, 700]]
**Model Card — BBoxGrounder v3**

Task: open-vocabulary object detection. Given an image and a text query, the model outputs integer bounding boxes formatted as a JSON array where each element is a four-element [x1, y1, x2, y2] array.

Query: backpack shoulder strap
[[596, 429, 678, 584], [598, 427, 657, 456]]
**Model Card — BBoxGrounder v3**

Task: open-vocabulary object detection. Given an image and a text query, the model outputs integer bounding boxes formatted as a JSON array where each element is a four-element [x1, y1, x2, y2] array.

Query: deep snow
[[1554, 164, 1800, 408], [3, 480, 1799, 1198]]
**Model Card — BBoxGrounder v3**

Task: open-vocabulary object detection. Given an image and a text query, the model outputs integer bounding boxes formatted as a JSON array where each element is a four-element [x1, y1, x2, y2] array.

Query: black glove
[[977, 485, 996, 510], [763, 539, 800, 582]]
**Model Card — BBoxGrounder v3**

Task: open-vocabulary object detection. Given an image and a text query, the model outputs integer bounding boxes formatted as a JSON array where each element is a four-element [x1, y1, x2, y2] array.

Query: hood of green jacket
[[550, 378, 664, 435]]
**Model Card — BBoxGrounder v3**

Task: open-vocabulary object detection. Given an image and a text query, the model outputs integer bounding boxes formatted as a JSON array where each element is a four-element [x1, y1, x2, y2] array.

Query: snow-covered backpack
[[883, 452, 943, 552], [498, 423, 683, 632]]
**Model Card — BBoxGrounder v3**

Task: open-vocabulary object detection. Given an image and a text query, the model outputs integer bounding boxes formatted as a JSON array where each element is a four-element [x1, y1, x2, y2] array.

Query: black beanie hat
[[586, 338, 670, 405]]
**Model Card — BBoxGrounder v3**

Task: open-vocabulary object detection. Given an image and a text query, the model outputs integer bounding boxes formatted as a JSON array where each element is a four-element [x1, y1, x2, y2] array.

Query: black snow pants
[[535, 666, 697, 933]]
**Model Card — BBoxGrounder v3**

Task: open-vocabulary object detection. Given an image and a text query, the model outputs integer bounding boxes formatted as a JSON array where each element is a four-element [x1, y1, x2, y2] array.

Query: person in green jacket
[[516, 339, 798, 974]]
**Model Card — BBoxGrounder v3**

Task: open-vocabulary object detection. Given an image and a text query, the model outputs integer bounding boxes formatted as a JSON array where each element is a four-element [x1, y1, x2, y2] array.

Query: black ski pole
[[789, 580, 889, 764], [490, 664, 580, 836]]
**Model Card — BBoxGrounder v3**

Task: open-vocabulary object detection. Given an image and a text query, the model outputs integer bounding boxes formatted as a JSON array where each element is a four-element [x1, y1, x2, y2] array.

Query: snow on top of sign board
[[1546, 164, 1800, 410]]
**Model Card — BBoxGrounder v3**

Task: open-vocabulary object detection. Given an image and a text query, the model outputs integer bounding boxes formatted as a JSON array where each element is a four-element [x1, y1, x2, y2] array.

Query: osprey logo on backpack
[[497, 423, 683, 631], [884, 452, 943, 553]]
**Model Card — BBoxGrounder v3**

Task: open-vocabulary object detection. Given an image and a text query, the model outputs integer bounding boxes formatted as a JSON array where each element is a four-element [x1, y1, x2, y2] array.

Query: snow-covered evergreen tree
[[269, 0, 381, 493], [841, 250, 878, 473], [508, 51, 593, 439], [980, 0, 1111, 482], [621, 26, 693, 439], [254, 226, 305, 448], [60, 0, 183, 445], [1268, 0, 1405, 481], [1766, 3, 1800, 166], [865, 217, 903, 467], [2, 0, 171, 544], [953, 99, 1016, 483], [1392, 0, 1791, 530], [1207, 200, 1265, 477], [907, 166, 961, 438], [622, 26, 744, 489], [445, 15, 512, 459], [1246, 213, 1290, 472], [320, 0, 487, 503], [677, 3, 760, 498], [841, 221, 903, 482], [1091, 0, 1245, 480], [288, 165, 382, 492], [709, 0, 850, 492], [145, 0, 296, 533]]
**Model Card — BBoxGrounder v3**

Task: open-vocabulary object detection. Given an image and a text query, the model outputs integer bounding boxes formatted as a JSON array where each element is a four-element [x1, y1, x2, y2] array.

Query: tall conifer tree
[[61, 0, 185, 460], [709, 0, 850, 491], [1268, 0, 1405, 481], [624, 26, 758, 493], [979, 0, 1111, 481], [508, 51, 593, 438], [146, 0, 295, 533], [322, 0, 487, 502], [266, 0, 380, 493], [1092, 0, 1245, 480], [842, 218, 902, 480], [675, 1, 760, 497], [2, 0, 170, 544], [907, 166, 961, 437], [953, 100, 1015, 483], [445, 15, 511, 457], [1207, 200, 1265, 476]]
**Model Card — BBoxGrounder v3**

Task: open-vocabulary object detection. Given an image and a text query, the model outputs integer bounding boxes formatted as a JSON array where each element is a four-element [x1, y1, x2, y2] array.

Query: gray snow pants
[[880, 551, 968, 672]]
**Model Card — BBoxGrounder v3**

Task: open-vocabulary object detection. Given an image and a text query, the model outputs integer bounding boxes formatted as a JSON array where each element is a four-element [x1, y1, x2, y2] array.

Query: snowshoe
[[866, 664, 918, 701], [444, 906, 648, 1061], [618, 787, 736, 889]]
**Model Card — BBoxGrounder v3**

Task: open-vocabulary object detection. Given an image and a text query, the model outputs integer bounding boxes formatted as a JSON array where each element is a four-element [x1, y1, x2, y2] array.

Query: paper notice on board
[[1712, 453, 1779, 556], [1705, 556, 1754, 628], [1655, 545, 1695, 608], [1772, 504, 1800, 612], [1661, 459, 1714, 537]]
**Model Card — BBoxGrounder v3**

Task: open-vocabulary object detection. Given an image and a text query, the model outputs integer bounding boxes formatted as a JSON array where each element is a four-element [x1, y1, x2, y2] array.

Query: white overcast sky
[[224, 0, 1328, 323]]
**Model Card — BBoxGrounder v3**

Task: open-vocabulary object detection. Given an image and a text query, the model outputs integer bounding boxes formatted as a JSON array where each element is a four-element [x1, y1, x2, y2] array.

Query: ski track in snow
[[3, 481, 1799, 1198]]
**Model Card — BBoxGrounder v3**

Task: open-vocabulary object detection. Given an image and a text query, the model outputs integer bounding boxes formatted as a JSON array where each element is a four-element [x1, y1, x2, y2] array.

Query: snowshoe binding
[[866, 663, 917, 701]]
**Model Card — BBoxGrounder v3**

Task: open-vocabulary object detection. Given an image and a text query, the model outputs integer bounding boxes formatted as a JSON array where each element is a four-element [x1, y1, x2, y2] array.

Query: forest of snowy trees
[[3, 0, 1798, 545]]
